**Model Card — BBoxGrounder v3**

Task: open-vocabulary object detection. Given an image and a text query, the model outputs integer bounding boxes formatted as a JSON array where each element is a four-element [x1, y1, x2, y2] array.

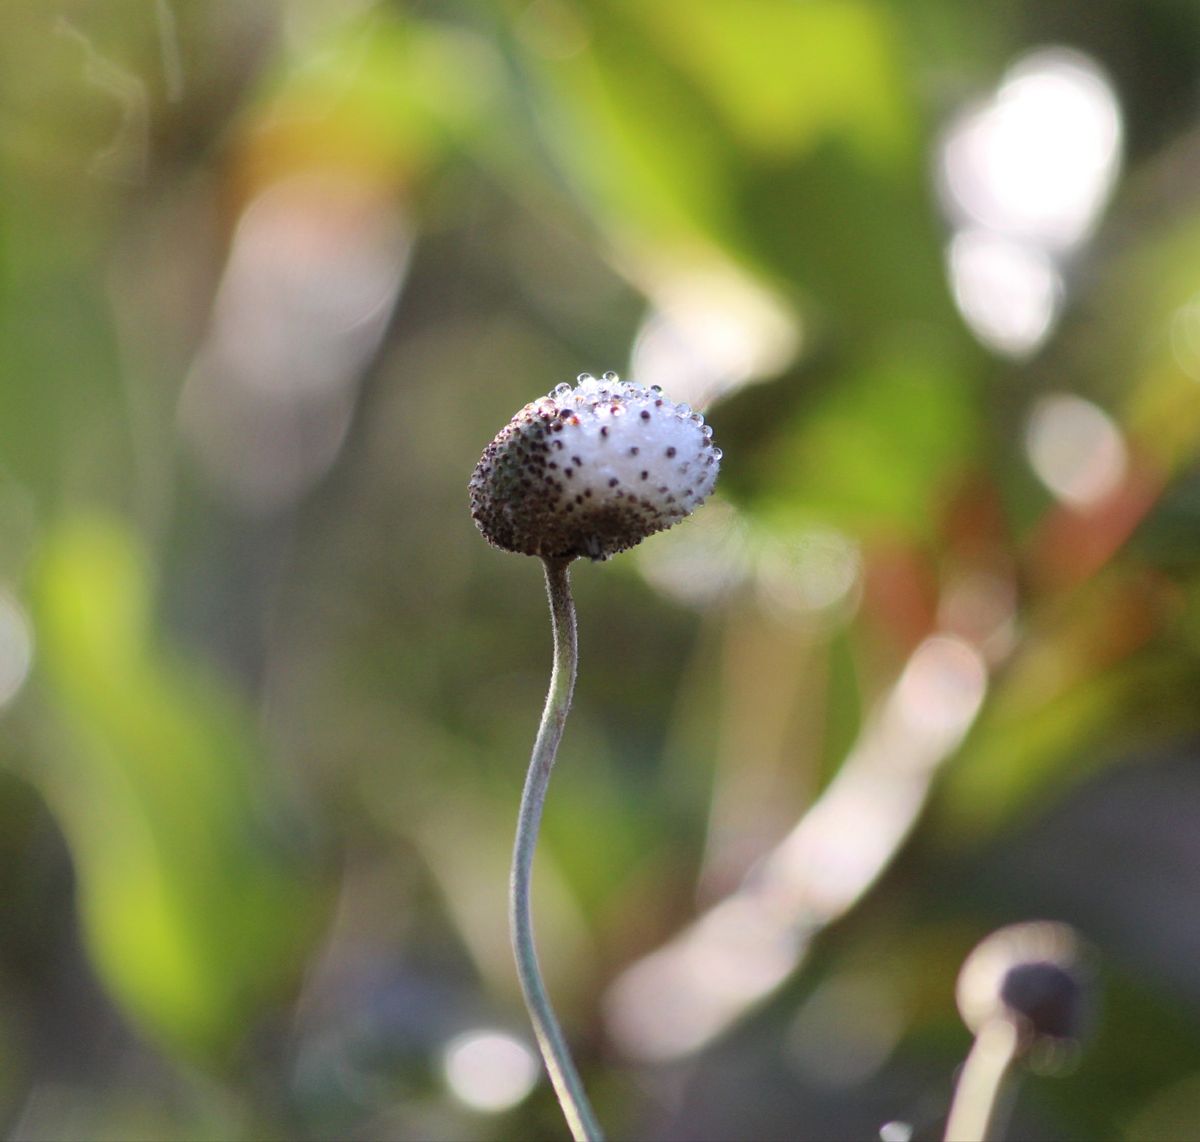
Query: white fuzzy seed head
[[470, 372, 722, 561]]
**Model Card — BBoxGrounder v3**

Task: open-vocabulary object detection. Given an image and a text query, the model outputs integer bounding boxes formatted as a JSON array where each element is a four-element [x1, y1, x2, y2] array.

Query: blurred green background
[[3, 1, 1200, 1139]]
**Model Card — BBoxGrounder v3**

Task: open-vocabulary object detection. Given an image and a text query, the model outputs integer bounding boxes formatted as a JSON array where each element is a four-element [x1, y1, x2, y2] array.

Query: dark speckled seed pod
[[470, 372, 722, 561]]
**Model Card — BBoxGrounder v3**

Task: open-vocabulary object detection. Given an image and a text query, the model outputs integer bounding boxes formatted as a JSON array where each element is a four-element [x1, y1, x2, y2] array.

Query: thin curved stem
[[944, 1017, 1021, 1142], [510, 556, 604, 1142]]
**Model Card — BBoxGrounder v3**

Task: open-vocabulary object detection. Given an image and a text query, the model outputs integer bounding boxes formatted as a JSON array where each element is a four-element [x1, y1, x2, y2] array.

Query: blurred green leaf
[[519, 1, 954, 329], [750, 333, 978, 539], [631, 1, 914, 162], [935, 634, 1196, 842], [1131, 465, 1200, 566], [0, 2, 1198, 1136], [29, 515, 320, 1062]]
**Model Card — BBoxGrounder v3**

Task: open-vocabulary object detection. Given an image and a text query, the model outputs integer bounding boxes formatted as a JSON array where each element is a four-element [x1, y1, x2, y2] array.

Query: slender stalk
[[944, 1017, 1021, 1142], [510, 556, 604, 1142]]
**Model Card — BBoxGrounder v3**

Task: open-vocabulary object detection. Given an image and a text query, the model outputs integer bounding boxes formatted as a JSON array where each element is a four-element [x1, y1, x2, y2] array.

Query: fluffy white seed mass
[[470, 372, 722, 561]]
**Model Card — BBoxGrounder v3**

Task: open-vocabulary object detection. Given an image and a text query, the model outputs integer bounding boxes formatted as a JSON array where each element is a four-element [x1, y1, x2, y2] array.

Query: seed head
[[469, 372, 721, 561], [956, 921, 1090, 1058]]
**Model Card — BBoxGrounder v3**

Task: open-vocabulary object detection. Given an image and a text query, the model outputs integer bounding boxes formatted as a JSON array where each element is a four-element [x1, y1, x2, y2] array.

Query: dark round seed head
[[957, 921, 1091, 1057]]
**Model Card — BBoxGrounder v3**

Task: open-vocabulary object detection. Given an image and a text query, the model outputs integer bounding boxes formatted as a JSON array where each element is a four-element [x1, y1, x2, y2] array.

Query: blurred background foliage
[[2, 1, 1200, 1139]]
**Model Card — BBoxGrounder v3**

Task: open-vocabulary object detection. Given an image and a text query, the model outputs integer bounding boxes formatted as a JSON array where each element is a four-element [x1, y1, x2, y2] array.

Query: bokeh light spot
[[442, 1029, 539, 1113], [755, 527, 862, 624], [630, 268, 799, 410], [938, 47, 1122, 358], [0, 590, 33, 708], [947, 230, 1061, 358], [1170, 295, 1200, 383], [179, 170, 411, 513], [635, 497, 750, 607], [939, 48, 1121, 250], [1024, 393, 1128, 508]]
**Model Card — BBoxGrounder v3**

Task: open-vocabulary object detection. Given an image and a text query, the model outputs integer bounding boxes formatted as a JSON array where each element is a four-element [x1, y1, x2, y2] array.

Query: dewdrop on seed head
[[469, 372, 721, 561]]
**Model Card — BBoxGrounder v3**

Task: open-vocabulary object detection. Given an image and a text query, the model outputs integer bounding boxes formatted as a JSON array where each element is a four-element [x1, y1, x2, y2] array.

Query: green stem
[[944, 1017, 1021, 1142], [510, 556, 604, 1142]]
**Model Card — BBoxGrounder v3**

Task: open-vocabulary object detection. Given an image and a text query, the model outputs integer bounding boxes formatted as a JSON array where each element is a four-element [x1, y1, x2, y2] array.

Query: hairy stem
[[944, 1017, 1021, 1142], [510, 556, 603, 1141]]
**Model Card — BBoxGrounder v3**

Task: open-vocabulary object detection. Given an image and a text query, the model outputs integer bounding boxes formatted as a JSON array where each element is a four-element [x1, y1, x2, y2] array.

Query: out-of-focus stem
[[510, 556, 603, 1142], [944, 1017, 1021, 1142]]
